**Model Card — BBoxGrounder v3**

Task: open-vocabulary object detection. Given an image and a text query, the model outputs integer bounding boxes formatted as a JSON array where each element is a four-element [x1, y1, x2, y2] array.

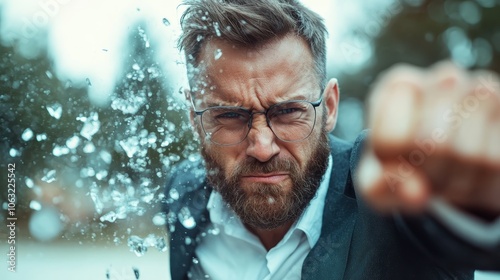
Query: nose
[[245, 114, 280, 162]]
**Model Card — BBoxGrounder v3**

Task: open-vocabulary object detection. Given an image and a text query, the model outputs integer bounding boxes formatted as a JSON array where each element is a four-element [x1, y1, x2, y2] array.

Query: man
[[163, 0, 500, 279]]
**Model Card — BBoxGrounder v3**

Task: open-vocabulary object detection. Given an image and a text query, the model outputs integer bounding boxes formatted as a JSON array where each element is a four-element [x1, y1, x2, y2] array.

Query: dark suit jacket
[[163, 131, 500, 280]]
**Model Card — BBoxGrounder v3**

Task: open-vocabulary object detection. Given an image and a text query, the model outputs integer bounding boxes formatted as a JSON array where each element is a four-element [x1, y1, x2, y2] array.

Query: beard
[[201, 127, 331, 230]]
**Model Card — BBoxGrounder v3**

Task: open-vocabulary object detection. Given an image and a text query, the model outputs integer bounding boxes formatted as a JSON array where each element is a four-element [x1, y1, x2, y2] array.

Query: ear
[[323, 78, 340, 132], [185, 88, 202, 139], [184, 88, 196, 126]]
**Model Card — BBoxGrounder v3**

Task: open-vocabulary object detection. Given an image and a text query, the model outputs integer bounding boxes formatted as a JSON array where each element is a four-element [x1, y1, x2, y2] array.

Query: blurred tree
[[0, 42, 92, 231], [338, 0, 500, 103], [0, 19, 197, 243], [86, 22, 199, 241]]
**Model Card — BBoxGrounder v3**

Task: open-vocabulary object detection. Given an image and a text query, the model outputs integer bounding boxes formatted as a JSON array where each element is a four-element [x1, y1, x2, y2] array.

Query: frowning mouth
[[240, 173, 289, 184]]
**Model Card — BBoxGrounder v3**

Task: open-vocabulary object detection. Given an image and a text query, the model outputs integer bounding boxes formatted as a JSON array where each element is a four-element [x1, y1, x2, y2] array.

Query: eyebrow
[[204, 93, 313, 106], [203, 100, 241, 108], [200, 95, 319, 111]]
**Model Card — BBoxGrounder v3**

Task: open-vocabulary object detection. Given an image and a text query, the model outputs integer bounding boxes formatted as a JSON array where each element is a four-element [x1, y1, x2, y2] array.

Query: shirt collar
[[294, 155, 332, 247], [207, 155, 333, 247]]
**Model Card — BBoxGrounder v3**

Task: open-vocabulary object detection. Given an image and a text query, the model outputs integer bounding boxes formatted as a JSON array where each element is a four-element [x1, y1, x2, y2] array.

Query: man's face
[[190, 34, 336, 229]]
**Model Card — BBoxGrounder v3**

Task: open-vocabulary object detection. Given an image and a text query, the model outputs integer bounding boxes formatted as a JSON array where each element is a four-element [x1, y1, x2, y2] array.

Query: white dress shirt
[[189, 156, 333, 280]]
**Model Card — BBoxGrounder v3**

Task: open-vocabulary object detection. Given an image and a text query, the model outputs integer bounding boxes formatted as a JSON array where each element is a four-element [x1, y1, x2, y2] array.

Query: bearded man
[[163, 0, 500, 279]]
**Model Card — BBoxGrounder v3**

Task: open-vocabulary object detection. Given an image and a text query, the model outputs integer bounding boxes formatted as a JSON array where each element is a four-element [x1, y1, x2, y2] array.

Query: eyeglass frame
[[190, 95, 323, 146]]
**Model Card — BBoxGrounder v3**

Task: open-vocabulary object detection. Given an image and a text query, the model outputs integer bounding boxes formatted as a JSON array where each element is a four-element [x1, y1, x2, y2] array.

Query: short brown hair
[[178, 0, 328, 87]]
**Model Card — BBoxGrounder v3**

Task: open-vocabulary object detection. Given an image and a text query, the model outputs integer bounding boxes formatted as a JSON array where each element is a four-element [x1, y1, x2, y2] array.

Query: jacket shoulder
[[163, 155, 210, 217]]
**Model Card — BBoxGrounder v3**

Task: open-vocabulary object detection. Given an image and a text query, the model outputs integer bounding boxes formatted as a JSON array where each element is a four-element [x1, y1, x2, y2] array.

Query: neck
[[245, 221, 294, 251]]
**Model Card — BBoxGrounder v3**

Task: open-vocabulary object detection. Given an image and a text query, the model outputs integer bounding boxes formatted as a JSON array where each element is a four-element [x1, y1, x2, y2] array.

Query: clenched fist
[[358, 61, 500, 218]]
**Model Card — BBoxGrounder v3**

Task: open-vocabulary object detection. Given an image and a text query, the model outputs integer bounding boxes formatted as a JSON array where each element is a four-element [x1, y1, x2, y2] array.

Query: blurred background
[[0, 0, 499, 279]]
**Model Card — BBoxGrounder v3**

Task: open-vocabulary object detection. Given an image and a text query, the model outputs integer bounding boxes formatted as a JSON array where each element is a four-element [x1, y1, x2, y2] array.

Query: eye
[[275, 107, 301, 115], [214, 111, 245, 119], [272, 103, 308, 116], [207, 108, 249, 125]]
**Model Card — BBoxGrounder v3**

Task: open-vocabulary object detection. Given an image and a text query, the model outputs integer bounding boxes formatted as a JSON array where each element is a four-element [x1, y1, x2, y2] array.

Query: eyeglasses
[[192, 97, 322, 146]]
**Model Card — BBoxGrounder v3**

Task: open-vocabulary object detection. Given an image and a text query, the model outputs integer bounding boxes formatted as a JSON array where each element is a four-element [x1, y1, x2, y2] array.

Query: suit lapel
[[302, 136, 358, 280], [167, 161, 212, 280]]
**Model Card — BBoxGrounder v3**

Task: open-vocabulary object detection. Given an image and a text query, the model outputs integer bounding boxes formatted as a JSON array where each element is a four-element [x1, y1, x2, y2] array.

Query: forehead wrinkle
[[195, 35, 319, 109], [198, 71, 317, 110]]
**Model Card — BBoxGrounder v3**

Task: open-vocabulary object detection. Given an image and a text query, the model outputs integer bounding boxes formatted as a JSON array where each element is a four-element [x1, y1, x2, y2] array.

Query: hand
[[357, 61, 500, 217]]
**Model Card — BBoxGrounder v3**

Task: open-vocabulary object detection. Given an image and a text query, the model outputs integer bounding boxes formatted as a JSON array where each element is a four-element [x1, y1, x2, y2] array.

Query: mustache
[[231, 156, 298, 178]]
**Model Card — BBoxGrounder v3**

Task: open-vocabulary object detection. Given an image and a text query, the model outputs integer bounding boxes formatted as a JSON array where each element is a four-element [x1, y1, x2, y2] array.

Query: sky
[[0, 0, 398, 106]]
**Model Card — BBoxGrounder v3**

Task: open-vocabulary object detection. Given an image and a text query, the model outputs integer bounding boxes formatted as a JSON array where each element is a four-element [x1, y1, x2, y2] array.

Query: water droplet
[[47, 103, 62, 119], [41, 170, 57, 183], [111, 93, 147, 114], [188, 154, 200, 162], [169, 188, 180, 200], [30, 200, 42, 211], [196, 34, 204, 42], [90, 183, 103, 214], [132, 63, 141, 71], [169, 154, 181, 162], [169, 224, 176, 233], [111, 204, 126, 219], [100, 211, 117, 223], [147, 133, 157, 144], [79, 112, 101, 140], [100, 150, 112, 164], [53, 145, 70, 157], [83, 142, 96, 153], [152, 213, 166, 226], [45, 70, 53, 79], [137, 26, 150, 48], [95, 170, 108, 180], [120, 137, 139, 158], [161, 139, 171, 147], [66, 135, 80, 149], [22, 128, 34, 141], [141, 192, 155, 204], [214, 49, 222, 60], [162, 17, 170, 26], [144, 234, 157, 247], [75, 180, 83, 188], [185, 237, 192, 245], [26, 178, 34, 188], [128, 235, 147, 257], [155, 237, 168, 252], [108, 265, 140, 280], [205, 133, 212, 142], [64, 80, 73, 88], [214, 22, 221, 37], [36, 133, 47, 141], [29, 207, 63, 242], [178, 207, 196, 229], [209, 226, 220, 236]]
